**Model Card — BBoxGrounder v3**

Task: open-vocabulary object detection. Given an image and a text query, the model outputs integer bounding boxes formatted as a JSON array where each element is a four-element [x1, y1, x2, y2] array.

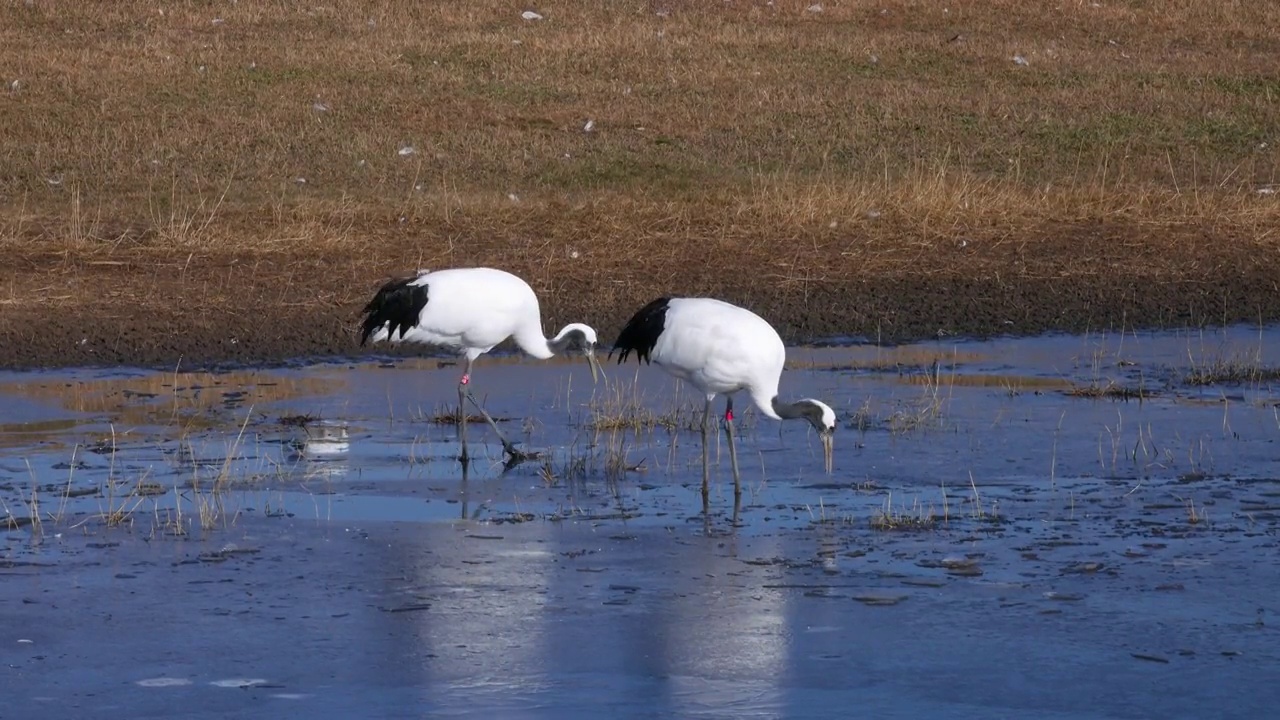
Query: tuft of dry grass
[[870, 493, 940, 531], [1065, 381, 1152, 401], [1184, 355, 1280, 387], [887, 360, 949, 434], [586, 381, 700, 433], [413, 402, 507, 426]]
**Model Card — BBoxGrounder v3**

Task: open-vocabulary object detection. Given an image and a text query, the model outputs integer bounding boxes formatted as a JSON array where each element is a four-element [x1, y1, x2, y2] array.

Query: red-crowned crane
[[359, 267, 602, 463], [611, 297, 835, 509]]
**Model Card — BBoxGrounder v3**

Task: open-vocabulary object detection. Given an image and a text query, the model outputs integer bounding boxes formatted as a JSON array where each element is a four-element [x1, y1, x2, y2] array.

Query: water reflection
[[372, 521, 795, 717], [286, 420, 351, 481]]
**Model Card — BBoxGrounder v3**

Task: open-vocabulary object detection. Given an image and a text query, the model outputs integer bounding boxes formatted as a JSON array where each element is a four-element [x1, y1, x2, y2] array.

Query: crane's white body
[[360, 266, 600, 463], [367, 267, 581, 361], [648, 299, 835, 428], [612, 296, 837, 505]]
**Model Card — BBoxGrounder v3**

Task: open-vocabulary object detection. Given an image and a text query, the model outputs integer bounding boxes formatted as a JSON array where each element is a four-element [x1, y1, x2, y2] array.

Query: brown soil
[[2, 222, 1276, 370]]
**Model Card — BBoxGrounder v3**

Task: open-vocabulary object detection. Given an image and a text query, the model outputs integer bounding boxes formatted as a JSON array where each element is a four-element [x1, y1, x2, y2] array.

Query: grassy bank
[[0, 1, 1278, 367], [2, 0, 1277, 250]]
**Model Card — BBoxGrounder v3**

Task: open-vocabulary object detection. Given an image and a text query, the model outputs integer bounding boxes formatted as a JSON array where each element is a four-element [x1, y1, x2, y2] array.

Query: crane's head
[[553, 323, 604, 383], [797, 399, 836, 473]]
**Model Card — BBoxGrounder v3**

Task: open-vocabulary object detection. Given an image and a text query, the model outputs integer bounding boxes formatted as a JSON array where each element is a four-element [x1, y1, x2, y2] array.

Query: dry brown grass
[[3, 0, 1277, 246], [0, 1, 1278, 364]]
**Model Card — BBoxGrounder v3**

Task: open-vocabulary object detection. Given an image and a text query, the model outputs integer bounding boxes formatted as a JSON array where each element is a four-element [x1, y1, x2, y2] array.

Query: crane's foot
[[501, 443, 541, 465]]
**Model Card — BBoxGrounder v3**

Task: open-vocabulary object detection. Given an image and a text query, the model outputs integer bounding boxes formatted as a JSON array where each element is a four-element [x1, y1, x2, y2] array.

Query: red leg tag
[[725, 409, 734, 422], [461, 374, 470, 385]]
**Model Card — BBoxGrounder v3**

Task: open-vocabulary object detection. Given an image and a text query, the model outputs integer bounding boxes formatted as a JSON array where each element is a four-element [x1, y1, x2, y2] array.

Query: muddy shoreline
[[2, 240, 1279, 370]]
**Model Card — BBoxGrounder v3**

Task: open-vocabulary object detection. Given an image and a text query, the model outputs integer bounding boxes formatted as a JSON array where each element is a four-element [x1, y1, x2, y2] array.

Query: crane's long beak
[[821, 430, 834, 474], [586, 348, 604, 384]]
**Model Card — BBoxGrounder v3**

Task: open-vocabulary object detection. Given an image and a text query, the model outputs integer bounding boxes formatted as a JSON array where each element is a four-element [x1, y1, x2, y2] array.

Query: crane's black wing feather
[[610, 297, 671, 365], [359, 276, 430, 346]]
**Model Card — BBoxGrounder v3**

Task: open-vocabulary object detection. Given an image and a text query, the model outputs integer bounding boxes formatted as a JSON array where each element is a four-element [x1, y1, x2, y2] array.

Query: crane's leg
[[457, 380, 469, 464], [457, 358, 532, 463], [459, 451, 471, 519], [724, 396, 742, 502], [461, 390, 526, 460], [701, 396, 712, 512]]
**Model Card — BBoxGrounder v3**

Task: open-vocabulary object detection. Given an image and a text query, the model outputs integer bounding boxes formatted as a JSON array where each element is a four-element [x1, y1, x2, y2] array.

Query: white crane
[[611, 297, 836, 509], [359, 267, 602, 463]]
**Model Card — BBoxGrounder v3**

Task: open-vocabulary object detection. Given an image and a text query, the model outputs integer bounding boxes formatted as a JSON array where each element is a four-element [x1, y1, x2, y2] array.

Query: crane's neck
[[519, 322, 597, 360], [771, 397, 811, 421], [546, 328, 579, 356], [766, 394, 835, 433], [746, 385, 787, 421], [748, 390, 825, 429]]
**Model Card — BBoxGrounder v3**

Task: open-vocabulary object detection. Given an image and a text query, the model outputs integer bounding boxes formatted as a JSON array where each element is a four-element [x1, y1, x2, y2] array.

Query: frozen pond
[[2, 325, 1280, 718]]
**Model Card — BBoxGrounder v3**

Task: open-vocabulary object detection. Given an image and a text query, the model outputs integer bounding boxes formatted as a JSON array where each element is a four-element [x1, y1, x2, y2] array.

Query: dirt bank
[[1, 222, 1277, 370]]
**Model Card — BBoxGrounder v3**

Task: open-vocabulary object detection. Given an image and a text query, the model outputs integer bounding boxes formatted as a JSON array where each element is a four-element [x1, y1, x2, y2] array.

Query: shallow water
[[3, 325, 1280, 718]]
